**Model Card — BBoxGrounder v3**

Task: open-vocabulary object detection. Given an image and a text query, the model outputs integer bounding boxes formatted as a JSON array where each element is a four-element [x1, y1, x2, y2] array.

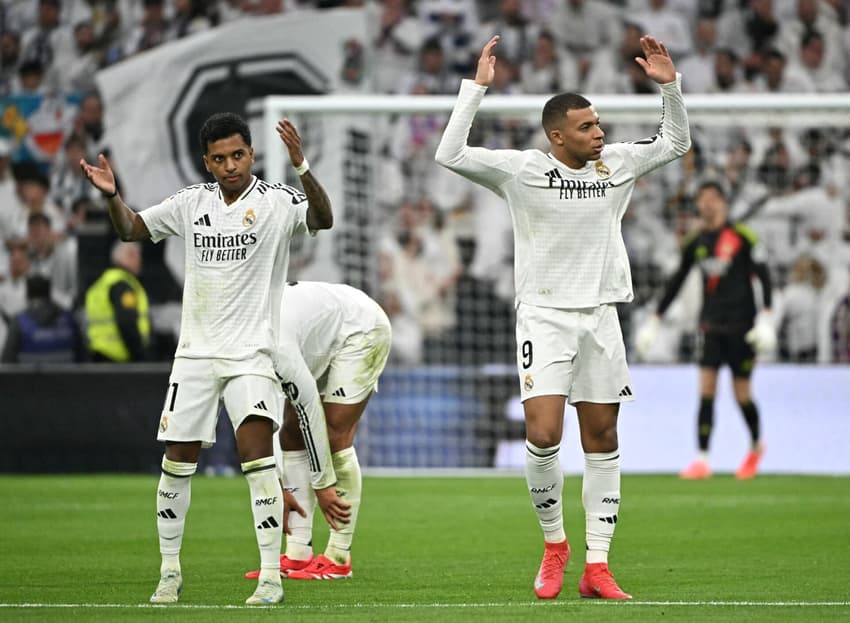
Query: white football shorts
[[156, 354, 282, 447], [515, 302, 634, 405], [319, 322, 392, 405]]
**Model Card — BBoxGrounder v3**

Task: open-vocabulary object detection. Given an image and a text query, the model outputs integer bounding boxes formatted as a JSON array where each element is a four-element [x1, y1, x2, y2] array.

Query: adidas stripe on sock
[[583, 450, 621, 564], [156, 457, 197, 569], [525, 441, 566, 543], [243, 456, 283, 571]]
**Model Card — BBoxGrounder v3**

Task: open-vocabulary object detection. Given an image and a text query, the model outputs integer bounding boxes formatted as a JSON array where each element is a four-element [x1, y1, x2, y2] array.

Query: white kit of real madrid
[[436, 77, 690, 403], [278, 281, 392, 405], [140, 175, 311, 445], [270, 281, 391, 489]]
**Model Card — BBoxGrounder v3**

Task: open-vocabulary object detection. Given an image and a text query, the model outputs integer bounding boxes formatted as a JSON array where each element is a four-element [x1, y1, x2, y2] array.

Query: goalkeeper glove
[[635, 315, 660, 360], [745, 310, 777, 355]]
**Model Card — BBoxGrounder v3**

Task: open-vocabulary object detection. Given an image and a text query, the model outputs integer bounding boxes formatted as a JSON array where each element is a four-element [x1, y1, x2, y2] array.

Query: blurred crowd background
[[0, 0, 849, 367]]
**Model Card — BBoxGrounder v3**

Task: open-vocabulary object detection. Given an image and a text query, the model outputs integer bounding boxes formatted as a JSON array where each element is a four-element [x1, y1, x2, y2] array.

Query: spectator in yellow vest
[[85, 240, 151, 362]]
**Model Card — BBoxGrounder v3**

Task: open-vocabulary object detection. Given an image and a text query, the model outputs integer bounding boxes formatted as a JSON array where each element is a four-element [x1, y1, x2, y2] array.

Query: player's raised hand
[[282, 489, 306, 536], [315, 485, 352, 531], [635, 35, 676, 85], [475, 35, 499, 87], [79, 153, 117, 196], [276, 118, 305, 168]]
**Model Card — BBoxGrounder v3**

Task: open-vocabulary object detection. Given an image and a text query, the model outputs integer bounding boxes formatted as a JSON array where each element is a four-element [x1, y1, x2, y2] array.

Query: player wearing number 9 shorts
[[436, 33, 690, 600], [516, 304, 633, 405]]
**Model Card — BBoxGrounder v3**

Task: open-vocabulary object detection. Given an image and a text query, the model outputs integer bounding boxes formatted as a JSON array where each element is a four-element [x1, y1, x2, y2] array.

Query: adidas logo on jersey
[[193, 214, 211, 226], [619, 386, 632, 397], [331, 388, 346, 398], [544, 168, 563, 187], [253, 401, 268, 411]]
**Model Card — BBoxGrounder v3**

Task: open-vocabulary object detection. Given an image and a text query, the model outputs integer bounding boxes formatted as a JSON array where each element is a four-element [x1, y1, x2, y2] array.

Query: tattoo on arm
[[107, 196, 150, 241], [300, 171, 333, 230]]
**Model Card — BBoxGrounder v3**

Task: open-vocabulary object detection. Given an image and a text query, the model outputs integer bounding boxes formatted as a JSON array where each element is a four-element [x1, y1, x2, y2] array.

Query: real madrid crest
[[159, 415, 168, 433], [524, 374, 534, 391], [242, 208, 257, 227], [595, 160, 611, 179]]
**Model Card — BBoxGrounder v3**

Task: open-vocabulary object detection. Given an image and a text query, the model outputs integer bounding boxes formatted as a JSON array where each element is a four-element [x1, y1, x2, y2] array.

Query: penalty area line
[[1, 600, 849, 610]]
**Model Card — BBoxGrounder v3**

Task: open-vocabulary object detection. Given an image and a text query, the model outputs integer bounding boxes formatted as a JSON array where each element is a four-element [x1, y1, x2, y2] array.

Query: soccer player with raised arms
[[80, 114, 335, 605], [436, 35, 691, 599]]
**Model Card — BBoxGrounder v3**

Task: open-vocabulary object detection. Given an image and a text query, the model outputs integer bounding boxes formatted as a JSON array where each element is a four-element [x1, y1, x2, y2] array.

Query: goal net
[[263, 92, 850, 471]]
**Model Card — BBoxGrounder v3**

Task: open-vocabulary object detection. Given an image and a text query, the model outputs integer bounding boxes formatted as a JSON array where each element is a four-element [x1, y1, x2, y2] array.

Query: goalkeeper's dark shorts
[[697, 330, 755, 379]]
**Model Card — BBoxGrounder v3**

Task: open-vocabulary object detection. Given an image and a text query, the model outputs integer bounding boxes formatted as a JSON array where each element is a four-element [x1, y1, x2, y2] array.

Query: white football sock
[[282, 449, 315, 561], [156, 457, 196, 572], [325, 447, 361, 564], [583, 450, 621, 564], [525, 441, 566, 543], [243, 456, 284, 571]]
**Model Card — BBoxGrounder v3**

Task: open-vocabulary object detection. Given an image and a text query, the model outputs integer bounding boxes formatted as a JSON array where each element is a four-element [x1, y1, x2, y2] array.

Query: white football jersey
[[436, 77, 691, 309], [140, 176, 310, 360], [279, 281, 387, 378]]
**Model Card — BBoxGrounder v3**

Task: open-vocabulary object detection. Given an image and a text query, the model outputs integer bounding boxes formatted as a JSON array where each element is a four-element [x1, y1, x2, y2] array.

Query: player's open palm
[[315, 485, 351, 531], [276, 118, 306, 168], [635, 35, 676, 85], [79, 153, 117, 196], [475, 35, 499, 87]]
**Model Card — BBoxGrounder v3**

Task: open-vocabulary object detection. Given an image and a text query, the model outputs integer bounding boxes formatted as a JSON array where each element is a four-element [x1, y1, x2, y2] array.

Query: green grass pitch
[[1, 474, 848, 622]]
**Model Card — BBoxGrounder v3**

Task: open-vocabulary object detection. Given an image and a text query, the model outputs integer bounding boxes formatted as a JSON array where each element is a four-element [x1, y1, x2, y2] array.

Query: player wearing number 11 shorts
[[80, 113, 334, 605]]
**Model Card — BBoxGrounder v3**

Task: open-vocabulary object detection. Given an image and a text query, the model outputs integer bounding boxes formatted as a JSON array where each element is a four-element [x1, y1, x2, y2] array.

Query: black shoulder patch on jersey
[[629, 135, 660, 145], [273, 183, 307, 204]]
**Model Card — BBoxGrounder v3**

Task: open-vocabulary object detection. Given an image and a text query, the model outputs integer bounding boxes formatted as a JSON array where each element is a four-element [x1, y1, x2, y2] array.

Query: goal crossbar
[[263, 92, 850, 183]]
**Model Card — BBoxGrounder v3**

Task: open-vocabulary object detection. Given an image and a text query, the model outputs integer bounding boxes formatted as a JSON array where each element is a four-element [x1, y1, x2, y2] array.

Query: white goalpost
[[264, 92, 850, 185]]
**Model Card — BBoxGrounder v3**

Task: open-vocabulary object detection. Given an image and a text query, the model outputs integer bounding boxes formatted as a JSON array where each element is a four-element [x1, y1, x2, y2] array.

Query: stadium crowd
[[0, 0, 849, 365]]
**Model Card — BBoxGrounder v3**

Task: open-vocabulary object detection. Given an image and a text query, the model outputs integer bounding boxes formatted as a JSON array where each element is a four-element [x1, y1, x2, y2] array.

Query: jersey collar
[[217, 175, 259, 203], [546, 153, 591, 173]]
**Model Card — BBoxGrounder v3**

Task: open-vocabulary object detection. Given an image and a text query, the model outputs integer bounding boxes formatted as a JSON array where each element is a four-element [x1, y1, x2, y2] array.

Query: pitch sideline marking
[[1, 600, 849, 610]]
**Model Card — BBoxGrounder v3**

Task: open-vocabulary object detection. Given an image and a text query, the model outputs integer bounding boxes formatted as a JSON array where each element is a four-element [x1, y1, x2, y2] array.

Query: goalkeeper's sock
[[243, 456, 283, 571], [282, 450, 315, 561], [697, 396, 715, 452], [582, 450, 621, 565], [525, 441, 566, 543], [156, 457, 196, 567], [325, 447, 362, 565], [738, 401, 761, 447]]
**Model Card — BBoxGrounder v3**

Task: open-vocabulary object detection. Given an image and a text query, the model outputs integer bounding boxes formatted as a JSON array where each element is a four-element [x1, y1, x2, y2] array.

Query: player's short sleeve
[[292, 198, 310, 236], [139, 190, 190, 243], [270, 184, 311, 237]]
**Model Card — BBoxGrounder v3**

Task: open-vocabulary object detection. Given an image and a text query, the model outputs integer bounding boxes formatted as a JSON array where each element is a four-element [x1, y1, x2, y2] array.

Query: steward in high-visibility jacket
[[85, 264, 151, 362]]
